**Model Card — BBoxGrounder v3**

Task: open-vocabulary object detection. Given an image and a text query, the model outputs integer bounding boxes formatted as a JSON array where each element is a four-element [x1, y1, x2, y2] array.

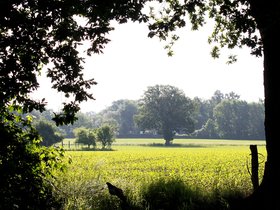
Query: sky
[[34, 21, 264, 113]]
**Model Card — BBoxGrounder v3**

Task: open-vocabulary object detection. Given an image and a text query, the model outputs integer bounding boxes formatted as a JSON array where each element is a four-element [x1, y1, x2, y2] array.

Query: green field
[[55, 139, 266, 209]]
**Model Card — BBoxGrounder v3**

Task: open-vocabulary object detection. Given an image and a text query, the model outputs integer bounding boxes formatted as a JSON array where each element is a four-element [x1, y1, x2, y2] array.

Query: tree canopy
[[0, 0, 150, 125], [146, 0, 262, 60]]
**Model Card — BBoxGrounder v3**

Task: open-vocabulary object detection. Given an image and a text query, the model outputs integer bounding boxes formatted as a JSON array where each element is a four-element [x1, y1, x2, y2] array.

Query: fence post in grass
[[250, 145, 259, 191]]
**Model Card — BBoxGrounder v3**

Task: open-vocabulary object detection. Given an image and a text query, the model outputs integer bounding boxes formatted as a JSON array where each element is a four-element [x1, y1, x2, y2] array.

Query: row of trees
[[33, 87, 264, 146], [74, 125, 115, 149], [32, 116, 115, 149], [193, 91, 265, 140]]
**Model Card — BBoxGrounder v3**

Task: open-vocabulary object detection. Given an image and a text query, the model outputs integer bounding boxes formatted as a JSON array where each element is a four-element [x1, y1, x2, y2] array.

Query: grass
[[54, 138, 266, 209]]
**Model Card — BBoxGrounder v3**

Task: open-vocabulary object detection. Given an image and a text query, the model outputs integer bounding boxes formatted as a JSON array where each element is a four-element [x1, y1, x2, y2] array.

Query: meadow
[[54, 138, 266, 210]]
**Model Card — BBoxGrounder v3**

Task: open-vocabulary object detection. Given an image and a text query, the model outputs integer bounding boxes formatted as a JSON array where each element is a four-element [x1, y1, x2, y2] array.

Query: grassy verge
[[54, 176, 245, 210]]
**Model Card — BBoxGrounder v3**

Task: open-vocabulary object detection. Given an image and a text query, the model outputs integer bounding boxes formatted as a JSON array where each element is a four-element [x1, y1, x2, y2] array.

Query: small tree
[[96, 125, 115, 149], [74, 127, 96, 149]]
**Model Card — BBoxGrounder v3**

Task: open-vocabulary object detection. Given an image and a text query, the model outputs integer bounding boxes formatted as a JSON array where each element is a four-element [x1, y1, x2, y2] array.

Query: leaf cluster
[[146, 0, 263, 60], [208, 0, 262, 58]]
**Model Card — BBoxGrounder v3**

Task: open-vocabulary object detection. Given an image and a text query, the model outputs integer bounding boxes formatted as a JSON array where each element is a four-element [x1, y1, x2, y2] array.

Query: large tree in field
[[135, 85, 194, 145], [146, 0, 279, 209]]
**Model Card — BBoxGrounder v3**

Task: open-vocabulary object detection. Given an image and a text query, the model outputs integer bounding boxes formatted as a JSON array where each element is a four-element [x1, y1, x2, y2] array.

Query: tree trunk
[[165, 139, 172, 146], [245, 1, 280, 209], [163, 129, 174, 146]]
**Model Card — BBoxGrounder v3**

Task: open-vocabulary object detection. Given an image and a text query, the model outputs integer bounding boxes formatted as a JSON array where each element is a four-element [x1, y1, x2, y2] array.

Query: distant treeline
[[31, 90, 265, 140]]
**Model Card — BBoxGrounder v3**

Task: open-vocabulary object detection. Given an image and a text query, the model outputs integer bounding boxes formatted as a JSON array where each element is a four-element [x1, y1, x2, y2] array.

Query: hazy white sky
[[35, 21, 264, 113]]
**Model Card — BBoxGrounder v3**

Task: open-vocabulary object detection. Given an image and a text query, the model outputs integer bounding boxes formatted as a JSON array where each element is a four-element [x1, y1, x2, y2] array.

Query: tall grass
[[53, 139, 266, 209]]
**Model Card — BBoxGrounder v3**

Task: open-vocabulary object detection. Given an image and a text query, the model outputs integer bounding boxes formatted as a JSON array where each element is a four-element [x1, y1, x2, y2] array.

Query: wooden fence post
[[250, 145, 259, 191]]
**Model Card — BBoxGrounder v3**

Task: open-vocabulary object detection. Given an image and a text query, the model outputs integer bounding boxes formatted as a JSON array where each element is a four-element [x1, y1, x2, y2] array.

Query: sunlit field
[[55, 139, 266, 209]]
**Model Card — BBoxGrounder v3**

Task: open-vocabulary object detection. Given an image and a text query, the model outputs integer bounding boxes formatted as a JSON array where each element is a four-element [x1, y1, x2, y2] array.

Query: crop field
[[55, 139, 266, 209]]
